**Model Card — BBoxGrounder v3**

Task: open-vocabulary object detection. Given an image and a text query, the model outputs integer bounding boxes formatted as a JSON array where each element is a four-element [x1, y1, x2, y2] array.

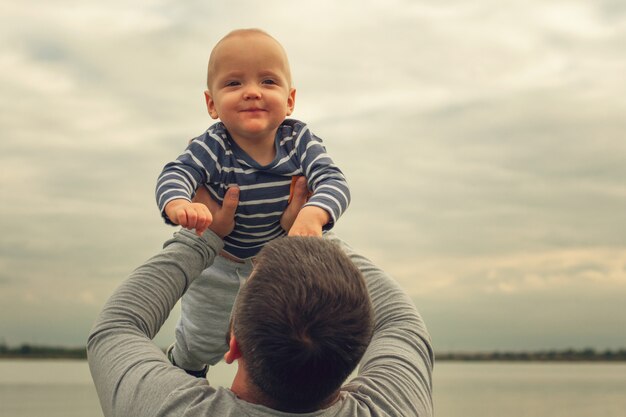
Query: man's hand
[[281, 176, 309, 232], [288, 206, 330, 237], [192, 186, 239, 238], [165, 199, 212, 236]]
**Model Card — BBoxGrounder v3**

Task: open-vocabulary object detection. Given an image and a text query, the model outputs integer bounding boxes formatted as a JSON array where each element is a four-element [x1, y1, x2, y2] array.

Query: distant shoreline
[[2, 344, 626, 361], [436, 349, 626, 362]]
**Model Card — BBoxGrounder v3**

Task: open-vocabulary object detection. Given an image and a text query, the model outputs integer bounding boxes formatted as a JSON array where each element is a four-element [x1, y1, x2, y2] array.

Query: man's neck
[[230, 361, 341, 411], [230, 364, 273, 407]]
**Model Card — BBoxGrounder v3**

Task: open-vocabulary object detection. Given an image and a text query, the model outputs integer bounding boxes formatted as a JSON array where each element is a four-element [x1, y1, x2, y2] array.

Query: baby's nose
[[243, 85, 261, 99]]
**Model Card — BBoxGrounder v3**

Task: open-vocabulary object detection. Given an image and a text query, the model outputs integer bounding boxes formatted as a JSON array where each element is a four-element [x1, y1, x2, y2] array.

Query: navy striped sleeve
[[294, 126, 350, 226], [155, 131, 224, 224]]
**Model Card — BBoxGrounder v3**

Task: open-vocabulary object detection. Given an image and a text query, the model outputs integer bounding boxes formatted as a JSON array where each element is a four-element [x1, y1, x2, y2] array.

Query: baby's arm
[[287, 126, 351, 236], [164, 199, 212, 236], [280, 177, 328, 236], [288, 206, 330, 237], [156, 131, 222, 234]]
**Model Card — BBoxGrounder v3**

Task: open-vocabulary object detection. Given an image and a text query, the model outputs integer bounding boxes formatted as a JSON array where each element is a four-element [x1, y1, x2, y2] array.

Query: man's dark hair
[[231, 236, 374, 413]]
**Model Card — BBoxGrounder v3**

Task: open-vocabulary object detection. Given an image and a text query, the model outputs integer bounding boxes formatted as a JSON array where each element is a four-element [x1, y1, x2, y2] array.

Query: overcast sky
[[1, 0, 625, 351]]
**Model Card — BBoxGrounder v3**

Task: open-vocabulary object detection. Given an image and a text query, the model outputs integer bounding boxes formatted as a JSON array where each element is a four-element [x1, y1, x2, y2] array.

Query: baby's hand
[[288, 206, 330, 237], [165, 199, 213, 236]]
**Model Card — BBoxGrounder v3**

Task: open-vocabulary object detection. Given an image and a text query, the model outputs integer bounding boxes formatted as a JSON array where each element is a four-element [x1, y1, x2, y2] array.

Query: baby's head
[[203, 29, 296, 143], [206, 29, 292, 92]]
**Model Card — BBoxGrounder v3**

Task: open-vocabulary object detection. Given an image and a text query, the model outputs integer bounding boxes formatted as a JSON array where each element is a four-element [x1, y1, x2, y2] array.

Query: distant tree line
[[2, 343, 626, 361], [436, 348, 626, 361], [0, 343, 86, 359]]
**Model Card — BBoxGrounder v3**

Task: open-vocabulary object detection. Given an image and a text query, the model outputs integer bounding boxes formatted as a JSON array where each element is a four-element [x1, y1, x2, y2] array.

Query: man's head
[[228, 237, 374, 413], [204, 29, 295, 145]]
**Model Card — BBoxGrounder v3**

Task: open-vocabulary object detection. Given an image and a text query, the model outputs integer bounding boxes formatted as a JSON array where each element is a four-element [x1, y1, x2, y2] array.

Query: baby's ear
[[286, 88, 296, 116], [205, 90, 219, 119]]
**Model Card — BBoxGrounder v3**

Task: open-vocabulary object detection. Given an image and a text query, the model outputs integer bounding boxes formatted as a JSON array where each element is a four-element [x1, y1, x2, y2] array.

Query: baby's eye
[[225, 81, 240, 87], [262, 79, 277, 85]]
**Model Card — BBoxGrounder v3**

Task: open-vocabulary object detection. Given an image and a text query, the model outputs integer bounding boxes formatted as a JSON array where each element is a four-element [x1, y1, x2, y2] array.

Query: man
[[87, 184, 434, 416]]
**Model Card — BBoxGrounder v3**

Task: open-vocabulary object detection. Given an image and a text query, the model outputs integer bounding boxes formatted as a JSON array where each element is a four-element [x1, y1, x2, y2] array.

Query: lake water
[[1, 360, 625, 416]]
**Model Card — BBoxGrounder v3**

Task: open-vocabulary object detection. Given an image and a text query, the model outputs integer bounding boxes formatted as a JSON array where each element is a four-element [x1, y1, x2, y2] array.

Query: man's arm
[[329, 235, 435, 417], [87, 229, 223, 416], [87, 188, 239, 417]]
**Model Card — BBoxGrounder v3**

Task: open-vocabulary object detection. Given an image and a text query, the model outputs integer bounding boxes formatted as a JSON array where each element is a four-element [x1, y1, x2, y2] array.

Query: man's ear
[[205, 90, 219, 119], [224, 334, 242, 364], [286, 88, 296, 116]]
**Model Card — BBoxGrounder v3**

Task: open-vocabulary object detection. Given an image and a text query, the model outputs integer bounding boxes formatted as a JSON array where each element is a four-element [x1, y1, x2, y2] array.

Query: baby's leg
[[171, 256, 253, 371]]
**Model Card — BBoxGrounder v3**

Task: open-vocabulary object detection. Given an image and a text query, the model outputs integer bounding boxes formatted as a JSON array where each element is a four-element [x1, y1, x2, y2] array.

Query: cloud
[[403, 247, 625, 296]]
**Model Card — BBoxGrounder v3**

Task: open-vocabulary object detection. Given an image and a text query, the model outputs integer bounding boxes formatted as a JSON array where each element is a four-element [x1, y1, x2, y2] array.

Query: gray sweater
[[87, 230, 434, 416]]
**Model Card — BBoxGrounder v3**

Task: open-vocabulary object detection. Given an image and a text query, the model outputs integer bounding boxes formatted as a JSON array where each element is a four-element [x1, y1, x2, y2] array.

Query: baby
[[155, 29, 350, 375]]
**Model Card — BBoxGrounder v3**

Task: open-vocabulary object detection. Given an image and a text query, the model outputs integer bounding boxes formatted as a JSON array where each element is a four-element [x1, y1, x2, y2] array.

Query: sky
[[1, 0, 625, 352]]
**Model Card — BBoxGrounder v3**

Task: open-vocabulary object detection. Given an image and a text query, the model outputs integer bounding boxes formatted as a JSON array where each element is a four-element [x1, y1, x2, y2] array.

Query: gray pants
[[172, 255, 254, 371]]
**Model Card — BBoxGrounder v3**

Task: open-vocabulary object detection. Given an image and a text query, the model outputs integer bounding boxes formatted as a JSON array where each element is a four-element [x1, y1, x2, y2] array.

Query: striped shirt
[[156, 119, 350, 259]]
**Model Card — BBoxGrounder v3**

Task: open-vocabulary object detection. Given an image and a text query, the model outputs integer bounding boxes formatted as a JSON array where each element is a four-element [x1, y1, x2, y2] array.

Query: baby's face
[[205, 34, 295, 145]]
